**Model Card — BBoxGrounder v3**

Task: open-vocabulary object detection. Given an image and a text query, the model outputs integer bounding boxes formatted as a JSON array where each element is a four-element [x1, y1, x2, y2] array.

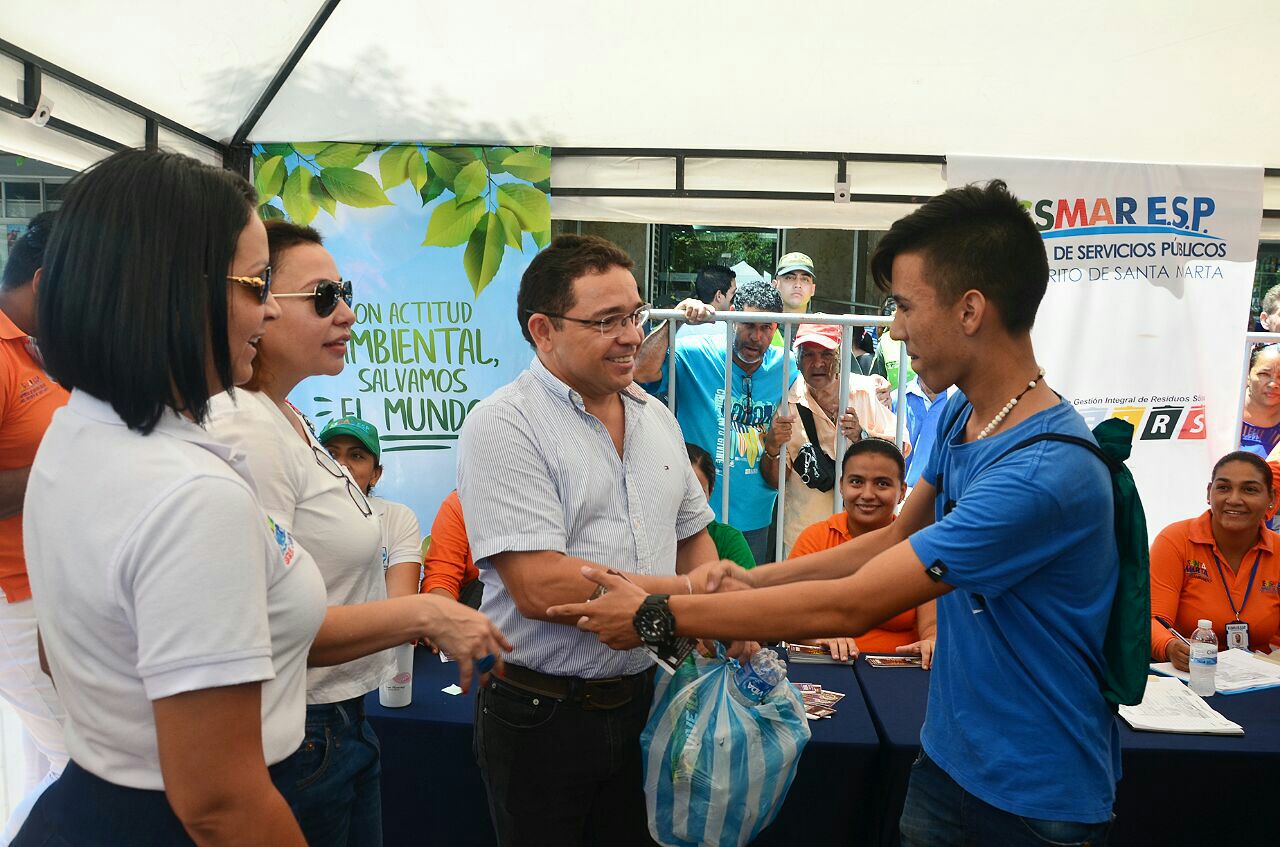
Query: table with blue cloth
[[367, 648, 881, 845], [852, 657, 1280, 847], [365, 647, 492, 846]]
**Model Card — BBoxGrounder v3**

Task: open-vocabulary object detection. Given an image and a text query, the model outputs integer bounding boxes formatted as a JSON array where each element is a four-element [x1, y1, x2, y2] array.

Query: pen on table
[[1155, 617, 1190, 646]]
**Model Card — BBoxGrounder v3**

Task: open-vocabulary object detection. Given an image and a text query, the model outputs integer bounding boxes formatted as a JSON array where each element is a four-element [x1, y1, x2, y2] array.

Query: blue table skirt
[[852, 656, 1280, 847], [368, 652, 880, 844], [365, 647, 493, 846], [367, 648, 881, 846]]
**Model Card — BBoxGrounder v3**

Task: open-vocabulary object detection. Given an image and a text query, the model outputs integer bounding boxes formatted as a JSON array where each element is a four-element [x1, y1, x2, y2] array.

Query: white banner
[[947, 156, 1262, 538]]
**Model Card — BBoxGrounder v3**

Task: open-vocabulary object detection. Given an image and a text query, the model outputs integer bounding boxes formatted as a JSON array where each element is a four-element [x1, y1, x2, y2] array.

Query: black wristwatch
[[633, 594, 676, 645]]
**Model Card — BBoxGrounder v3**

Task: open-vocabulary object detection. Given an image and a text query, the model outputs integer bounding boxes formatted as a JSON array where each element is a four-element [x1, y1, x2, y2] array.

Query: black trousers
[[474, 671, 658, 847]]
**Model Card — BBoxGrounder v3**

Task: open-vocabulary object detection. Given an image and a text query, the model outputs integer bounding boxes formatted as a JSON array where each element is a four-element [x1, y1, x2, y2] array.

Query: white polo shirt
[[370, 496, 423, 573], [23, 391, 327, 790], [207, 390, 388, 704]]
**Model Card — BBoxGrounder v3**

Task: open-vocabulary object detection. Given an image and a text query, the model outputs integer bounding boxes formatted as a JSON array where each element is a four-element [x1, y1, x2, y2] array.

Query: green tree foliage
[[251, 142, 552, 298], [667, 228, 776, 278]]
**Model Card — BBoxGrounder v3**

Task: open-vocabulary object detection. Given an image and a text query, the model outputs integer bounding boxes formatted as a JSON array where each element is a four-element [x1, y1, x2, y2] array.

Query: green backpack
[[990, 418, 1151, 708]]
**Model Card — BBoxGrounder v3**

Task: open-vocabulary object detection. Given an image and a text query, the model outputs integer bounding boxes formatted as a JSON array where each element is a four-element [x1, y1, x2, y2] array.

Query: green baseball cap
[[319, 416, 381, 461], [776, 251, 815, 278]]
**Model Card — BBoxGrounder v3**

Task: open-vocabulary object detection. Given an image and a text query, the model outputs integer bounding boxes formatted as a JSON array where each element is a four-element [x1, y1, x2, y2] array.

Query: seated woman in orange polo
[[1151, 451, 1280, 670], [788, 439, 936, 667]]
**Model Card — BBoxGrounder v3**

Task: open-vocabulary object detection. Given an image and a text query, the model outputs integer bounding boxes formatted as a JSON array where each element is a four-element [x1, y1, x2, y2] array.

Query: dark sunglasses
[[275, 279, 354, 317], [227, 266, 273, 304]]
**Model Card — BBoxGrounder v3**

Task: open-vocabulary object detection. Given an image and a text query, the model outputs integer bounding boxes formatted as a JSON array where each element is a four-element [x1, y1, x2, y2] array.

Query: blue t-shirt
[[642, 334, 794, 532], [895, 383, 951, 488], [1240, 420, 1280, 458], [909, 392, 1120, 823]]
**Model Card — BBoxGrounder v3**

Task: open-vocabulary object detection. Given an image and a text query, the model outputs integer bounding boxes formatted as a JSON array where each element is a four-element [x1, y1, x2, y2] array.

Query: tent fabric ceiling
[[3, 0, 1280, 230]]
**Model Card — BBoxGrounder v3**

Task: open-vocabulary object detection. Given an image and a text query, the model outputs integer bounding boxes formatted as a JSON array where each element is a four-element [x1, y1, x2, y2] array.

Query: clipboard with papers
[[1148, 648, 1280, 695]]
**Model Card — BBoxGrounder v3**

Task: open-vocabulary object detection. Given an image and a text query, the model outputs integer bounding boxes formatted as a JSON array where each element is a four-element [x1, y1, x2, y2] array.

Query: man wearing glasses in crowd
[[634, 279, 794, 565], [456, 234, 730, 845]]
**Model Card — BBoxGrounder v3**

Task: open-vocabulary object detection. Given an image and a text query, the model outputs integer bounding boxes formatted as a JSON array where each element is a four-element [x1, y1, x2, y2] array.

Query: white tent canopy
[[3, 0, 1280, 232]]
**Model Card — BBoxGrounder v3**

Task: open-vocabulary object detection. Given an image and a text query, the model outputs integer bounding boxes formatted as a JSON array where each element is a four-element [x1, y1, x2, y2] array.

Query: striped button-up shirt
[[457, 356, 713, 678]]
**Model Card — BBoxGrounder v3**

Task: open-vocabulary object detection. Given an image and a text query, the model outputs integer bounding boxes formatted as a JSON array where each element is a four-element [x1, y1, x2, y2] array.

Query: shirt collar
[[1188, 509, 1275, 556], [67, 389, 257, 489], [0, 307, 25, 342]]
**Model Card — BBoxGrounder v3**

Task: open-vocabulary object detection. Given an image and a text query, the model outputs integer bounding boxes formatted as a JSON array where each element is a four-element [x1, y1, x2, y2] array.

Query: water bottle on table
[[1189, 619, 1218, 697], [731, 648, 788, 706]]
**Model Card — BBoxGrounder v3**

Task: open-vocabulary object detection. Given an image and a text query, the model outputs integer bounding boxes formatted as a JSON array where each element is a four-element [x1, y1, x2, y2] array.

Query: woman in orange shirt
[[1150, 451, 1280, 669], [788, 439, 936, 667]]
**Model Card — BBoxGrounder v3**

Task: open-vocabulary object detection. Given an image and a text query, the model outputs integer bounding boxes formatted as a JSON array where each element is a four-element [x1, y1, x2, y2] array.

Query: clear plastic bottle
[[1189, 619, 1218, 697], [731, 648, 788, 706]]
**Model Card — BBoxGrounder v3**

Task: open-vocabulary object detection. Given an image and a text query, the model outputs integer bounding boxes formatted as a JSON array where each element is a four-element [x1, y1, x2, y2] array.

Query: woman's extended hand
[[418, 596, 513, 693]]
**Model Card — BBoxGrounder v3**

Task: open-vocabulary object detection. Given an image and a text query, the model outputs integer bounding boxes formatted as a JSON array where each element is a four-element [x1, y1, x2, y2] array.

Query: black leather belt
[[499, 663, 654, 711]]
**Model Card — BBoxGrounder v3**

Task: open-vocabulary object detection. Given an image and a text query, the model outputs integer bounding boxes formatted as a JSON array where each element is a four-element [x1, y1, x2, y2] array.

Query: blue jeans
[[292, 696, 383, 847], [900, 752, 1112, 847]]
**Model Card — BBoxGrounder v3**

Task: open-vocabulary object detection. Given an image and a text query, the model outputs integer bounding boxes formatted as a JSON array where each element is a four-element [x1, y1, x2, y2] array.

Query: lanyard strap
[[1209, 550, 1262, 621]]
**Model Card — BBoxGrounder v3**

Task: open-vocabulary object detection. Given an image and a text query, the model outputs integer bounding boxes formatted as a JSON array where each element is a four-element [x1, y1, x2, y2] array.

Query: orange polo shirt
[[420, 490, 480, 600], [1149, 510, 1280, 660], [0, 308, 69, 602], [788, 511, 922, 652]]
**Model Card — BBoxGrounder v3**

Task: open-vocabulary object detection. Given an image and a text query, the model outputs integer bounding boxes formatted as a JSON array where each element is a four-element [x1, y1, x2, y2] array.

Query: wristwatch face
[[635, 597, 674, 643]]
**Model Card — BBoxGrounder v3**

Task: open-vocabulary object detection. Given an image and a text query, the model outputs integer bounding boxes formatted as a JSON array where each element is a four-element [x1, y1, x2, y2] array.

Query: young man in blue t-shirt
[[556, 181, 1120, 845], [634, 280, 795, 564]]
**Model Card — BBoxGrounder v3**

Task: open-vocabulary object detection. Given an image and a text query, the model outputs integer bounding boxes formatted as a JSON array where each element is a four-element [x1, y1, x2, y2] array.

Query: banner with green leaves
[[251, 141, 551, 527]]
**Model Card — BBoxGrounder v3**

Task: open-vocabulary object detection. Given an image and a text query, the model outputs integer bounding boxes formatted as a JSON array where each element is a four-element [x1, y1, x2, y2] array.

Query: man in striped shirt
[[457, 234, 724, 846]]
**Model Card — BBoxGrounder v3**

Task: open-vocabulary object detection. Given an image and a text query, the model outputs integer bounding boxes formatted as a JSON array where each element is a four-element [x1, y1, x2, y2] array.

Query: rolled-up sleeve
[[457, 402, 568, 563]]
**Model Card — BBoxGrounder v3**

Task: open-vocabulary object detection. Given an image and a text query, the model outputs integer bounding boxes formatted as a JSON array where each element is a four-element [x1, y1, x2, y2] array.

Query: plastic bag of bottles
[[640, 646, 811, 847]]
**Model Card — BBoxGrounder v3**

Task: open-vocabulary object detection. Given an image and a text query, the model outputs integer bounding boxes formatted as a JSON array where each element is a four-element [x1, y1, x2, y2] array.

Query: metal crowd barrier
[[648, 308, 906, 563]]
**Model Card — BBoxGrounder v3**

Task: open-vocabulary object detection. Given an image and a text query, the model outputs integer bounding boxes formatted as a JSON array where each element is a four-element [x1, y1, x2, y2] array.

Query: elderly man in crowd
[[762, 323, 908, 555]]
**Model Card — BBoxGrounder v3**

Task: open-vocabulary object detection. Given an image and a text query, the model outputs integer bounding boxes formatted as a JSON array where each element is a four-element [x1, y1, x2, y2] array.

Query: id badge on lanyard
[[1226, 621, 1250, 651], [1211, 550, 1261, 652]]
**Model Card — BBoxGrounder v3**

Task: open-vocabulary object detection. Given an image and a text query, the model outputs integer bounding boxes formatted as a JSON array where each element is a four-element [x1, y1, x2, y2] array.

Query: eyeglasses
[[524, 305, 651, 339], [732, 376, 754, 425], [274, 279, 354, 318], [311, 445, 373, 517], [228, 266, 273, 304]]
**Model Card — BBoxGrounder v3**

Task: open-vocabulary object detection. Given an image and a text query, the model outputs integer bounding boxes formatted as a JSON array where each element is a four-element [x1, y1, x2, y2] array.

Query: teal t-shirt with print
[[641, 335, 795, 532]]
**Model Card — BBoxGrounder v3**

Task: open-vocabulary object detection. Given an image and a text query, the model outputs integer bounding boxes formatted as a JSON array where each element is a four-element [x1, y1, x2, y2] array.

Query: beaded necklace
[[975, 368, 1045, 440]]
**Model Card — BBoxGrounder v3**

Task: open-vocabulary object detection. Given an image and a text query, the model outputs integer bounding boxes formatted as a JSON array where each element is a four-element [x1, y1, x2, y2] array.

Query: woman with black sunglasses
[[15, 149, 322, 846], [207, 220, 509, 847]]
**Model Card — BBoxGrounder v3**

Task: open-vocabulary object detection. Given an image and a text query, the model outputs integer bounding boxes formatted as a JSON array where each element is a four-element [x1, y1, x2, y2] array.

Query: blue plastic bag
[[641, 650, 811, 847]]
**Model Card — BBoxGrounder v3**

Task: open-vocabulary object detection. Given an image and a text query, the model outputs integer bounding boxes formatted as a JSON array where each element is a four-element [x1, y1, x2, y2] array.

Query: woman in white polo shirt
[[207, 221, 508, 847], [16, 149, 325, 845]]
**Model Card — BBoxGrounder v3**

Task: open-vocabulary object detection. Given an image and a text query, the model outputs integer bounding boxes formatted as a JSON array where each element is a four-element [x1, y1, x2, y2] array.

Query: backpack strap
[[992, 432, 1121, 475], [940, 419, 1116, 517], [795, 403, 825, 456]]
